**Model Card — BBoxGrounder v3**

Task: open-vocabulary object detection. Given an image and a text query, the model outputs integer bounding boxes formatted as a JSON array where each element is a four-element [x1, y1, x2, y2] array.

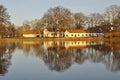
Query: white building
[[64, 29, 88, 37], [23, 34, 41, 37], [22, 30, 41, 37], [64, 29, 104, 37], [43, 29, 60, 37]]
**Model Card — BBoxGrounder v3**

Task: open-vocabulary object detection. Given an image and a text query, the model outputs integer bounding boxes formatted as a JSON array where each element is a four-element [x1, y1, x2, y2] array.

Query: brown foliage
[[105, 31, 120, 37]]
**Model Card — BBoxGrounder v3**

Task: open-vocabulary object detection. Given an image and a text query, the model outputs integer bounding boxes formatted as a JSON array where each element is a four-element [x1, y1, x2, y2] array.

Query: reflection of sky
[[1, 51, 119, 80], [0, 0, 120, 25], [0, 43, 120, 80]]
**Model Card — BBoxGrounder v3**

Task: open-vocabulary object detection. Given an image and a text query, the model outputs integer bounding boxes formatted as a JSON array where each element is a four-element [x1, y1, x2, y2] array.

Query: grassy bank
[[0, 37, 119, 42], [104, 37, 120, 42], [0, 37, 118, 42]]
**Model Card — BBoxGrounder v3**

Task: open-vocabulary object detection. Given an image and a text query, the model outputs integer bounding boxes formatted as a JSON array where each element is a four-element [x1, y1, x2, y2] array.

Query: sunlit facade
[[43, 29, 60, 37], [64, 29, 104, 37], [43, 28, 104, 38]]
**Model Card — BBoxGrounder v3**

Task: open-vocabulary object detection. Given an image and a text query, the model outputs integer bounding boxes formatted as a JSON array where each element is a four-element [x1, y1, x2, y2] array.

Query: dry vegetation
[[0, 4, 120, 39]]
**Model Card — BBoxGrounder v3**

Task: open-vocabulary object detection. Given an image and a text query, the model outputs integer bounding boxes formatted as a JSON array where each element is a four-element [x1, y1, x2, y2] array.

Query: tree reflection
[[74, 49, 86, 64], [42, 46, 73, 72], [20, 41, 44, 57], [103, 42, 120, 72], [20, 41, 120, 72], [0, 42, 16, 76], [0, 41, 120, 75]]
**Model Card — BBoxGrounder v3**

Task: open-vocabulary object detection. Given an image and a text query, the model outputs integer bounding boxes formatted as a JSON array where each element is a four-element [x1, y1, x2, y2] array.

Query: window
[[89, 34, 91, 36], [72, 42, 73, 44], [82, 34, 84, 37], [75, 34, 76, 37]]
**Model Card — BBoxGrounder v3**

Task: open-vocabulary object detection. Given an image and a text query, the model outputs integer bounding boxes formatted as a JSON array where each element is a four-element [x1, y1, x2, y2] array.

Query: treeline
[[0, 4, 120, 38], [0, 5, 16, 38]]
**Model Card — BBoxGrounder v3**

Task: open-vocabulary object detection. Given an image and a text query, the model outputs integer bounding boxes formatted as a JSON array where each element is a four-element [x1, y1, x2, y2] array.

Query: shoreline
[[0, 37, 119, 42]]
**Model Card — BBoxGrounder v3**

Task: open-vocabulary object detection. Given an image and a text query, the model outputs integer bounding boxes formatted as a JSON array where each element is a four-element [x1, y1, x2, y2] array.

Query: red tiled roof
[[23, 30, 41, 34], [66, 29, 88, 33]]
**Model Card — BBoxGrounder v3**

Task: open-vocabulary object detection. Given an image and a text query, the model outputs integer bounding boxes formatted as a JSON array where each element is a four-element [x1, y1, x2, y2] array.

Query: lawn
[[0, 37, 118, 42]]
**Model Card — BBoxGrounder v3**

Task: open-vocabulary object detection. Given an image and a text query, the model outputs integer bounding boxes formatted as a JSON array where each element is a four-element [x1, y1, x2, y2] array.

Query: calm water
[[0, 41, 120, 80]]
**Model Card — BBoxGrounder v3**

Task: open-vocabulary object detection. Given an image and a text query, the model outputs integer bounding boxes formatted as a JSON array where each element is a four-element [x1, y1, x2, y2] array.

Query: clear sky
[[0, 0, 120, 26]]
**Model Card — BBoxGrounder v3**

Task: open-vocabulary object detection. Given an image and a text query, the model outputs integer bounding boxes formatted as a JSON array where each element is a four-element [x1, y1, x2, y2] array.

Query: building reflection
[[43, 41, 103, 50], [21, 41, 120, 72], [0, 41, 120, 75]]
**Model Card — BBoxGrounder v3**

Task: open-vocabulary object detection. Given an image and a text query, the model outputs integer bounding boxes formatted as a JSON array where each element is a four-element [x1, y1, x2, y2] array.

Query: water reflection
[[0, 42, 16, 76], [21, 41, 120, 72], [0, 41, 120, 76]]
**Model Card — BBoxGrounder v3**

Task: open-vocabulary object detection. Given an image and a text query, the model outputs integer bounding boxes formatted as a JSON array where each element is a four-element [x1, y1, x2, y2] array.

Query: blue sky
[[0, 0, 120, 25]]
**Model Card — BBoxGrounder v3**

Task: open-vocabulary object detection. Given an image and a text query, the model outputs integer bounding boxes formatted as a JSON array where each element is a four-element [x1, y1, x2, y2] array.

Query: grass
[[104, 37, 120, 42], [0, 37, 118, 42]]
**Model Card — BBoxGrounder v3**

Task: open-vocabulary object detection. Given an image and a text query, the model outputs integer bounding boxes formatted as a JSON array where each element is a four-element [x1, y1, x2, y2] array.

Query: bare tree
[[41, 6, 74, 30], [114, 11, 120, 27], [22, 20, 31, 31], [73, 12, 86, 29], [87, 13, 103, 27], [0, 5, 10, 26], [6, 23, 16, 38], [0, 5, 10, 38], [31, 19, 43, 32], [104, 5, 120, 25], [16, 26, 24, 37]]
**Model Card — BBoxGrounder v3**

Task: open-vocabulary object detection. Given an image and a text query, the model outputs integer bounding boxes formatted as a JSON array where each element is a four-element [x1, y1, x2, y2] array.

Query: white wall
[[23, 34, 38, 37], [65, 32, 89, 37], [64, 30, 104, 37], [43, 29, 60, 37]]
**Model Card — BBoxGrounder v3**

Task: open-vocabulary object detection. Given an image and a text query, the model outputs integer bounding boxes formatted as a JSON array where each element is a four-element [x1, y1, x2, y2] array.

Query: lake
[[0, 41, 120, 80]]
